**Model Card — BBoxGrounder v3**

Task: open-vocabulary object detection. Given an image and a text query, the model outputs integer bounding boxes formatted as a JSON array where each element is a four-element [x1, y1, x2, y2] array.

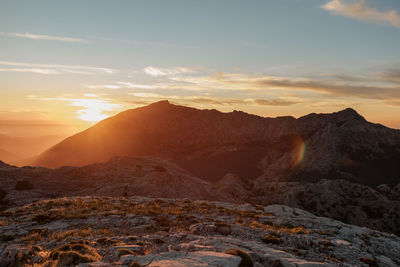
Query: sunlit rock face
[[33, 101, 400, 187]]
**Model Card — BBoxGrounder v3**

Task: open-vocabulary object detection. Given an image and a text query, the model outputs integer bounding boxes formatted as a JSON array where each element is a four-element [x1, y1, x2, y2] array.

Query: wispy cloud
[[91, 36, 195, 48], [86, 84, 123, 89], [321, 0, 400, 28], [127, 92, 301, 107], [9, 32, 88, 43], [184, 97, 300, 106], [166, 69, 400, 100], [379, 69, 400, 84], [0, 60, 115, 75], [129, 92, 163, 98], [86, 65, 400, 103], [144, 66, 195, 77], [86, 82, 166, 90], [0, 68, 61, 75]]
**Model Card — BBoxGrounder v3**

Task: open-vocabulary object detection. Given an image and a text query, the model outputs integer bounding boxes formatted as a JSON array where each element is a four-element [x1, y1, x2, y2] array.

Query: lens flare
[[293, 136, 307, 167]]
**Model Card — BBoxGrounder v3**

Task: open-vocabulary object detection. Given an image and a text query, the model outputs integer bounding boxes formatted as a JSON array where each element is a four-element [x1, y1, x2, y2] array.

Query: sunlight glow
[[71, 99, 120, 123]]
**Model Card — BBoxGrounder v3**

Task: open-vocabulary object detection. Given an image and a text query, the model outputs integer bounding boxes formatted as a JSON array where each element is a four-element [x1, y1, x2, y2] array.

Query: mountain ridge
[[31, 101, 400, 188], [30, 101, 400, 186]]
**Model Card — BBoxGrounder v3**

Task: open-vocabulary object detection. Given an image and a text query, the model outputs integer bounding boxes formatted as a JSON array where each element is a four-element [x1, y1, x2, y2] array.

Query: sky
[[1, 0, 400, 137]]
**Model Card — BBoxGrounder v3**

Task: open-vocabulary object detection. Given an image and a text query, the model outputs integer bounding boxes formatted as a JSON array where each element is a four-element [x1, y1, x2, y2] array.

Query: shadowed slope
[[33, 101, 400, 186], [34, 101, 295, 181]]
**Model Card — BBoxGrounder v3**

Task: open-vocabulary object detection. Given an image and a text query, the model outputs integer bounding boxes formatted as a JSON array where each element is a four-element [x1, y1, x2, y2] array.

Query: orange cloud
[[322, 0, 400, 28]]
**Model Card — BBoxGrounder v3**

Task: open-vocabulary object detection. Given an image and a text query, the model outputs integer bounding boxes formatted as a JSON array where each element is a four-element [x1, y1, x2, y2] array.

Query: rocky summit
[[1, 196, 400, 267]]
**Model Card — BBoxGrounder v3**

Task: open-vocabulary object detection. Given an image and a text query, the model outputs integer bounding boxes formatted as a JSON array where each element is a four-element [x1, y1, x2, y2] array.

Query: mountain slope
[[33, 101, 400, 187]]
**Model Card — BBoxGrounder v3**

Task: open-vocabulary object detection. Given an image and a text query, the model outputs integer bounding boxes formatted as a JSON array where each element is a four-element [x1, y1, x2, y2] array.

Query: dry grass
[[21, 232, 45, 243], [47, 242, 102, 266], [49, 227, 113, 242], [262, 233, 283, 245]]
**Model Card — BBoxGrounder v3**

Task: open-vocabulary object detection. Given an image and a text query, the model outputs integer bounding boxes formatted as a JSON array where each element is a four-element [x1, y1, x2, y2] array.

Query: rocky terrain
[[1, 196, 400, 266], [0, 157, 211, 208], [2, 102, 400, 266], [1, 157, 400, 236], [33, 101, 400, 187]]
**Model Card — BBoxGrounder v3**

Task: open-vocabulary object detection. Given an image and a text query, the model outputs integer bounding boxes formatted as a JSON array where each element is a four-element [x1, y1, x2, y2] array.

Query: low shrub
[[153, 238, 165, 244], [226, 249, 253, 267]]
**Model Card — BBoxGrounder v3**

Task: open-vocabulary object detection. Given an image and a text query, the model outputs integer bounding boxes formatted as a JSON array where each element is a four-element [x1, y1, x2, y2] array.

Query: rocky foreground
[[1, 196, 399, 266]]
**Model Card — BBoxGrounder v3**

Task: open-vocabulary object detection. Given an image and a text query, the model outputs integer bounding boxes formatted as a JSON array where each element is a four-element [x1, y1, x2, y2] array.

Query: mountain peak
[[148, 100, 170, 107], [335, 108, 365, 121]]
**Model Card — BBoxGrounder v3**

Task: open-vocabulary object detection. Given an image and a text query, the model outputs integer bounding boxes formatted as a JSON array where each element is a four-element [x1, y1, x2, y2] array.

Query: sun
[[71, 99, 120, 123]]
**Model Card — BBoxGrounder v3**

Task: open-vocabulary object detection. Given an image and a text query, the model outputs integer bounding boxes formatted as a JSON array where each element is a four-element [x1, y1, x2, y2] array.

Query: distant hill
[[0, 148, 19, 163], [33, 100, 400, 187], [0, 134, 64, 165]]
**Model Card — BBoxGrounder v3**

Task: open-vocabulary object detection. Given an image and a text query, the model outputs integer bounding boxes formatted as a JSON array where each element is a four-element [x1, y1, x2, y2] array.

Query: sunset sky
[[1, 0, 400, 137]]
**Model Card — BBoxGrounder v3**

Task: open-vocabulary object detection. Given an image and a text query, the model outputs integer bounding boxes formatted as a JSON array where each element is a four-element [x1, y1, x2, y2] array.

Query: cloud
[[379, 69, 400, 84], [87, 65, 400, 103], [0, 60, 115, 75], [91, 36, 195, 49], [86, 84, 122, 89], [253, 99, 299, 106], [0, 68, 61, 74], [185, 97, 299, 106], [9, 32, 88, 43], [126, 92, 300, 107], [129, 92, 163, 98], [169, 71, 400, 100], [384, 99, 400, 106], [86, 82, 166, 90], [144, 66, 195, 77], [321, 0, 400, 28]]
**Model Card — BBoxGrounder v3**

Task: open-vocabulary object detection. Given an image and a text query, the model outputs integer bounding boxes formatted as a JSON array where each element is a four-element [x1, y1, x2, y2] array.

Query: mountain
[[33, 101, 400, 187]]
